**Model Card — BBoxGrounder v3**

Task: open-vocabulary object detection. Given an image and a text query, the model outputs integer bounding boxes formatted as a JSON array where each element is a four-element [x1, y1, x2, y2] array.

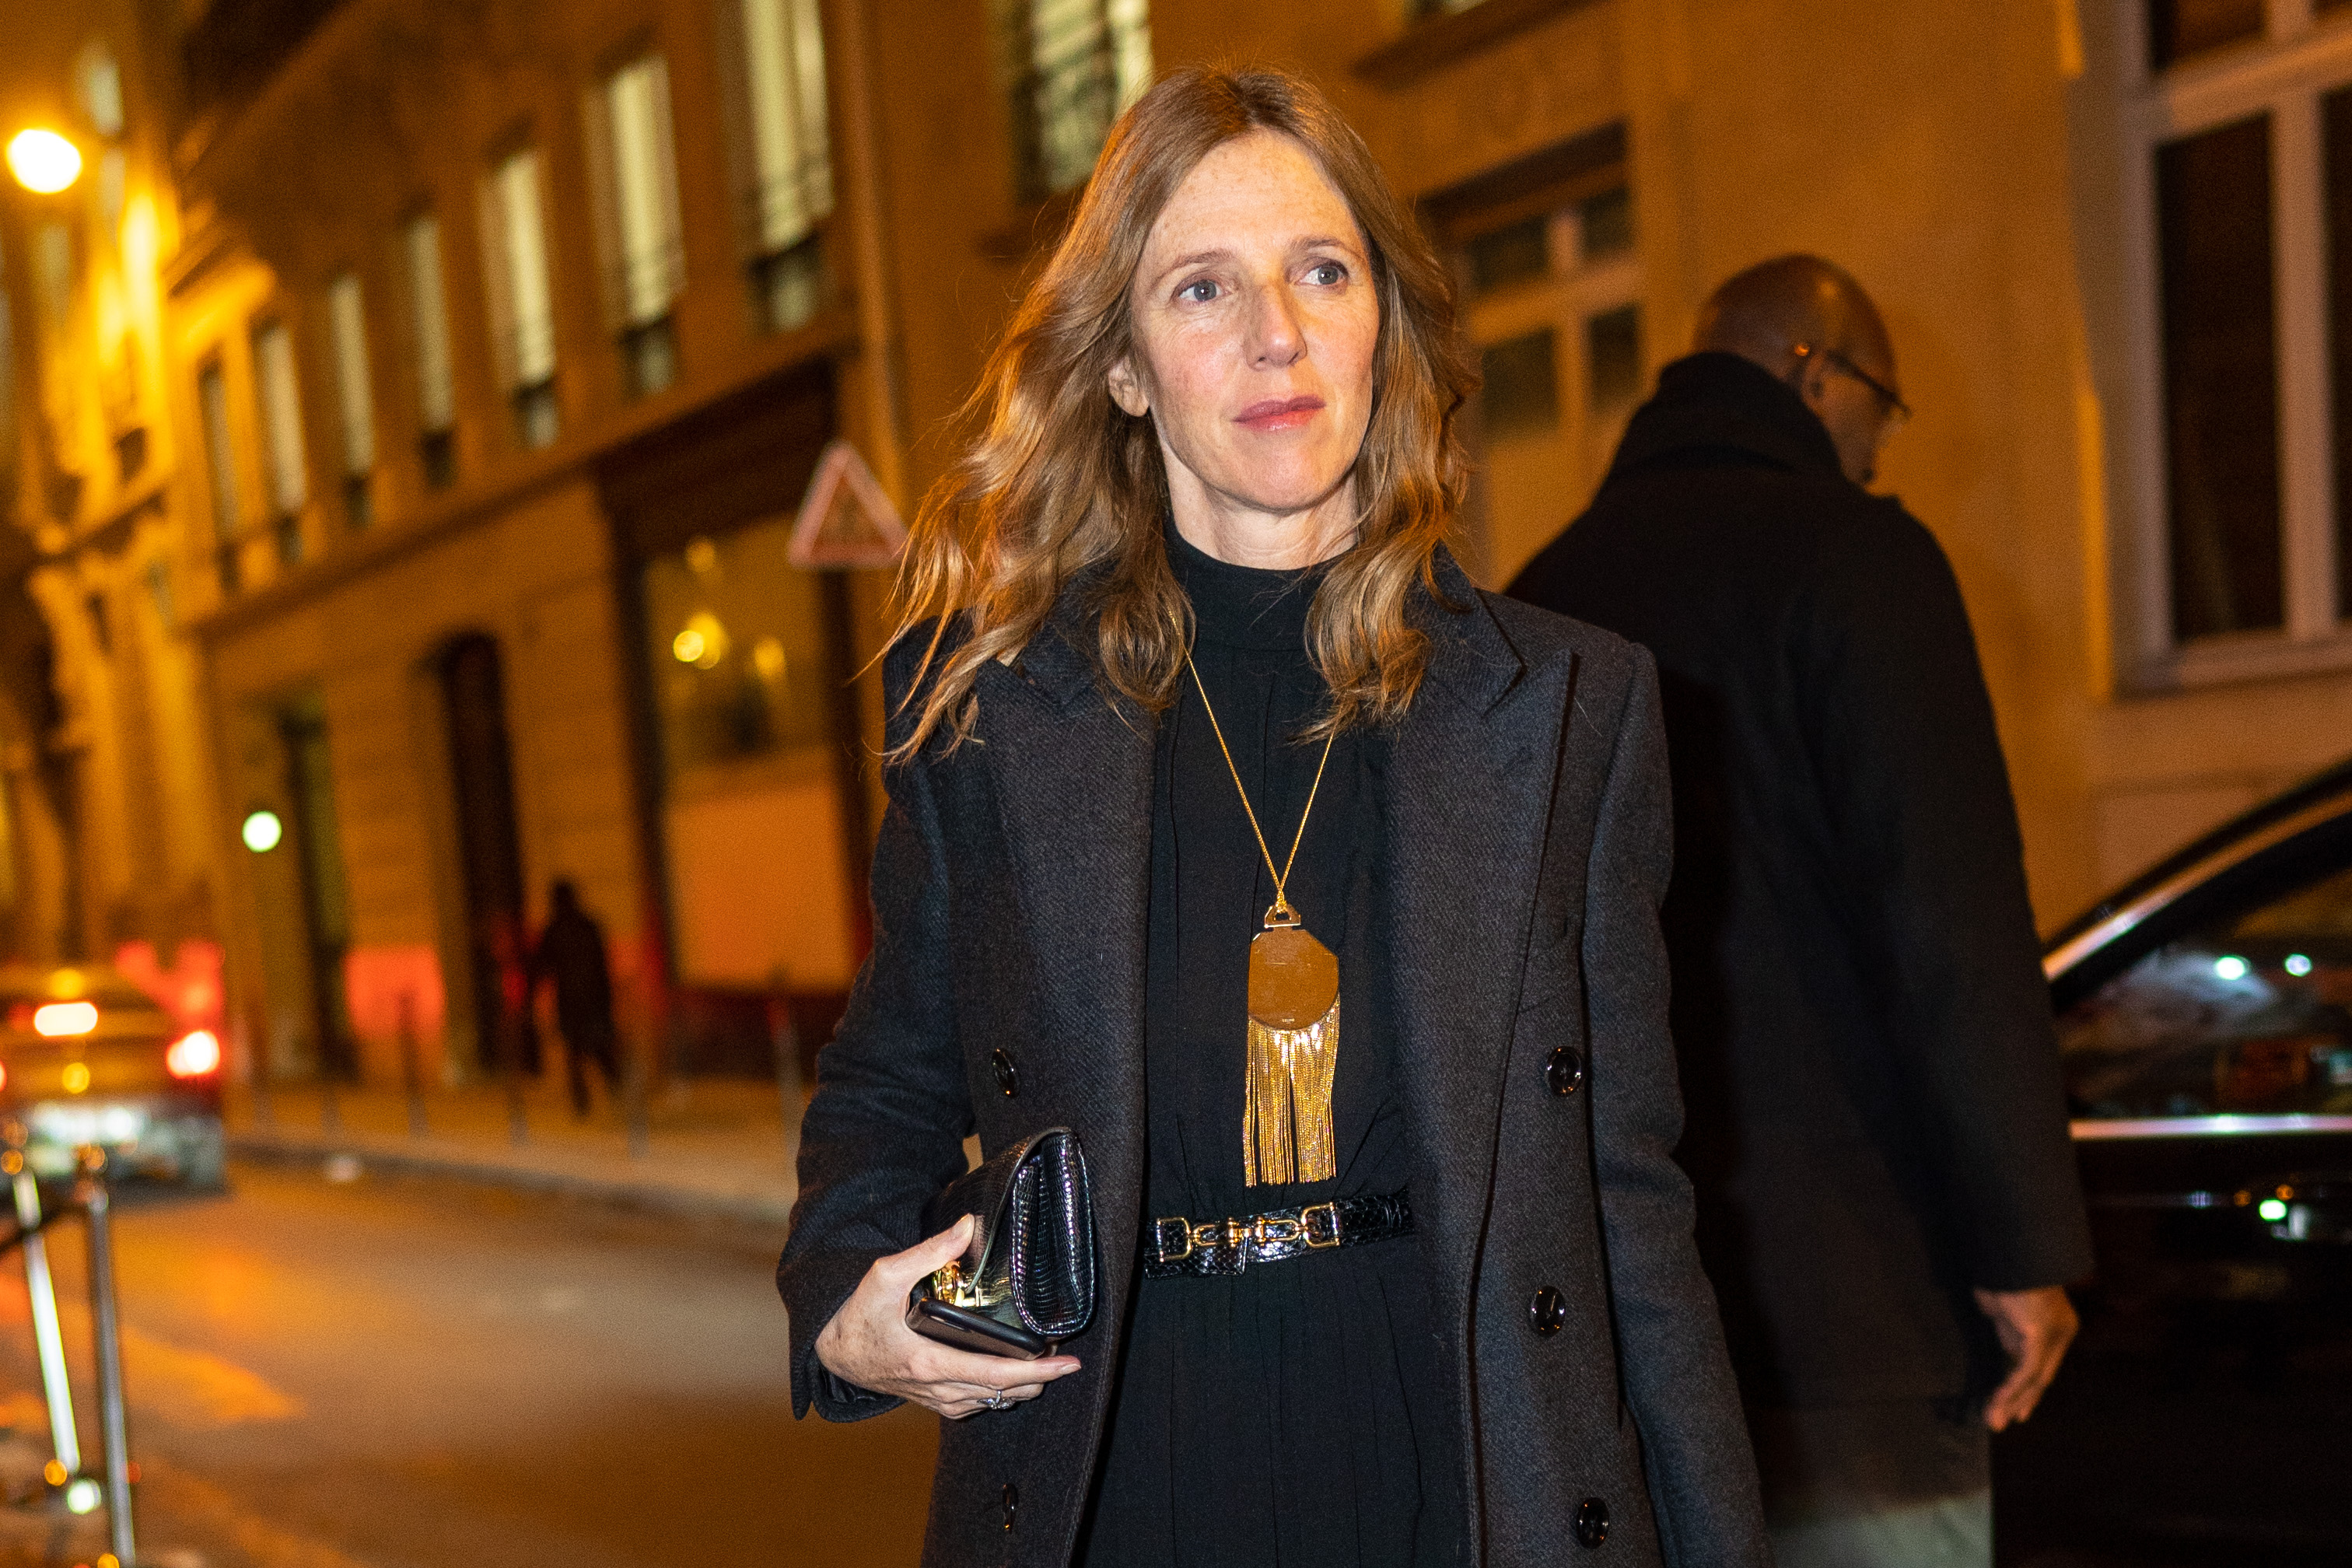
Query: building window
[[403, 212, 458, 488], [252, 320, 310, 565], [327, 272, 376, 529], [197, 358, 242, 594], [738, 0, 834, 331], [481, 148, 559, 450], [1428, 129, 1640, 584], [597, 55, 686, 397], [2129, 4, 2352, 676], [996, 0, 1153, 199]]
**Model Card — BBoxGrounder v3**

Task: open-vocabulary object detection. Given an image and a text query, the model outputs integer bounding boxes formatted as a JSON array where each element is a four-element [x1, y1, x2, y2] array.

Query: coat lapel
[[971, 601, 1157, 1279], [1384, 553, 1570, 1325]]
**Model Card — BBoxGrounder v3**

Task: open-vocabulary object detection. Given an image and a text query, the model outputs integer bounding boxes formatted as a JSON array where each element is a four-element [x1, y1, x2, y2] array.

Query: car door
[[1993, 796, 2352, 1564]]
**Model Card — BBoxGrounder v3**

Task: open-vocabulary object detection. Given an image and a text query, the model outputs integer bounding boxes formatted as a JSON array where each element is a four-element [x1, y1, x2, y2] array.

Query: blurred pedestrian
[[778, 66, 1769, 1568], [530, 880, 620, 1118], [1509, 254, 2095, 1568]]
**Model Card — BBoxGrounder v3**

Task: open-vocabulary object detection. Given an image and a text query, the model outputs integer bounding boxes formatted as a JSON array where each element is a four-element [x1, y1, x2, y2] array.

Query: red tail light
[[166, 1030, 222, 1079]]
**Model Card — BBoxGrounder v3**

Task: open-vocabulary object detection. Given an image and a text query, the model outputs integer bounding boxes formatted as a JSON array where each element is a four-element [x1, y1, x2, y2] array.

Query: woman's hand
[[814, 1215, 1083, 1419]]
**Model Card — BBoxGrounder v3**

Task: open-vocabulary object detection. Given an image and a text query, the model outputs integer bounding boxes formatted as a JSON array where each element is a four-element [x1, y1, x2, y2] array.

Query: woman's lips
[[1235, 395, 1325, 431]]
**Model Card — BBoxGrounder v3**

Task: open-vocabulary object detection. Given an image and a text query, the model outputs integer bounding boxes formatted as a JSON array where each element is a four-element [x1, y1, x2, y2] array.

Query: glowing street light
[[6, 129, 82, 194], [241, 809, 284, 852]]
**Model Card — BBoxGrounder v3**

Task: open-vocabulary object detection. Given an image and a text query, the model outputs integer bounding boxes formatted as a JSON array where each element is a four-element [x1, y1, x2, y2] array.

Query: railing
[[0, 1134, 139, 1566]]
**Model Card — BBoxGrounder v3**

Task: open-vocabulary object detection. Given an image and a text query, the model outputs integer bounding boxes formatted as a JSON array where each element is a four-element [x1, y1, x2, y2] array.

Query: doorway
[[436, 633, 531, 1079]]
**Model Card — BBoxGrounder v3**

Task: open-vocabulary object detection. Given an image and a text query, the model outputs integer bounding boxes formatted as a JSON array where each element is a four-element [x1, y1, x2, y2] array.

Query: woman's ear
[[1106, 355, 1150, 417]]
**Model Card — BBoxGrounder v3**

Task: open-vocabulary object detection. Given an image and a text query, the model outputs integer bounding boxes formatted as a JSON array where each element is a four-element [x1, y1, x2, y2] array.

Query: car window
[[2060, 856, 2352, 1120]]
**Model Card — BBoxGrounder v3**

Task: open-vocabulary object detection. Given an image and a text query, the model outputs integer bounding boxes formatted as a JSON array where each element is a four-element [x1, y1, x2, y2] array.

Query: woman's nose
[[1248, 284, 1306, 368]]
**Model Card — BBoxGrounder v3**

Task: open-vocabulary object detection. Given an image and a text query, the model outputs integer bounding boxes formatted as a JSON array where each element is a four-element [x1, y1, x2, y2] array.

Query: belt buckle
[[1154, 1216, 1193, 1262], [1300, 1201, 1342, 1248], [1252, 1214, 1303, 1246]]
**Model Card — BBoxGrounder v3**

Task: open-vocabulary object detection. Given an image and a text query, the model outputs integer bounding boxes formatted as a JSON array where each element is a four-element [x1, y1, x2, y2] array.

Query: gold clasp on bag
[[929, 1260, 988, 1308]]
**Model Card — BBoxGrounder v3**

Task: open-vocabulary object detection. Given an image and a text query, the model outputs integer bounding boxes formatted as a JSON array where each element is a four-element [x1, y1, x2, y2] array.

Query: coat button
[[1000, 1481, 1018, 1531], [991, 1048, 1019, 1097], [1528, 1285, 1567, 1335], [1546, 1046, 1586, 1096], [1575, 1496, 1608, 1549]]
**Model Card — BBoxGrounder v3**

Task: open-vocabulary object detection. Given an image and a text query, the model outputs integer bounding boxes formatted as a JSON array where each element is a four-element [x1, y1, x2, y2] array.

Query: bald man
[[1509, 257, 2092, 1568]]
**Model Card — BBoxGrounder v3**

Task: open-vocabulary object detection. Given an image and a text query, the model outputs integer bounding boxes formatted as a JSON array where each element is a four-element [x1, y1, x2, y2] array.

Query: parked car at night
[[0, 964, 226, 1192], [1995, 760, 2352, 1565]]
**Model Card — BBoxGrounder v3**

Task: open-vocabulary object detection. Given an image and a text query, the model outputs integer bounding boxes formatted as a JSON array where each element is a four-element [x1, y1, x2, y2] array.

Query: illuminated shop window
[[327, 272, 376, 528], [600, 55, 685, 397], [2128, 4, 2352, 678], [403, 212, 457, 488], [481, 148, 558, 450], [739, 0, 834, 331], [996, 0, 1153, 198], [252, 319, 309, 565]]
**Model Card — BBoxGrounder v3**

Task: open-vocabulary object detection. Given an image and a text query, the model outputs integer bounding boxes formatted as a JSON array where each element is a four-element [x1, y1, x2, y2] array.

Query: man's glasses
[[1790, 341, 1910, 436]]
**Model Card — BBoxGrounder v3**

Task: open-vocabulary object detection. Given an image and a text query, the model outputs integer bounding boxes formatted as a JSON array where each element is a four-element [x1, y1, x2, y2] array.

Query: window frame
[[250, 315, 312, 567], [325, 270, 377, 528], [2121, 0, 2352, 687], [401, 208, 460, 489], [587, 50, 688, 396], [478, 142, 562, 450]]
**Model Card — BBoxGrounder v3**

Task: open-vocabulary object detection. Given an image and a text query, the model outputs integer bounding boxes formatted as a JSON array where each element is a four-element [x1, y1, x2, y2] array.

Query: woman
[[778, 66, 1768, 1568]]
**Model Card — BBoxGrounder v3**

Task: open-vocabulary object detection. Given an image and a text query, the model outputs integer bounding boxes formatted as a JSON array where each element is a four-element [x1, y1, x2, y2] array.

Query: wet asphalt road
[[0, 1160, 940, 1567]]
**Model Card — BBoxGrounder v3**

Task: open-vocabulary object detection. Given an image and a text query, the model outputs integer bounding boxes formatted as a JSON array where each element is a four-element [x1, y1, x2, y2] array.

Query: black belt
[[1144, 1191, 1413, 1279]]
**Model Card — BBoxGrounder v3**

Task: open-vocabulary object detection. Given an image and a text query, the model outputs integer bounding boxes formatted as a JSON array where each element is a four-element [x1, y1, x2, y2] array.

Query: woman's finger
[[873, 1214, 975, 1290]]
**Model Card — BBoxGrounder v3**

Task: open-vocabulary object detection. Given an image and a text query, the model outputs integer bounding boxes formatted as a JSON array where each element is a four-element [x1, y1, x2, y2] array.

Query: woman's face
[[1108, 130, 1380, 563]]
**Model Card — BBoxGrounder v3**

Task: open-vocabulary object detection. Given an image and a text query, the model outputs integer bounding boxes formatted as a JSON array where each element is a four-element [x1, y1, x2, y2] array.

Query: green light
[[2257, 1198, 2288, 1223], [2284, 954, 2314, 978], [241, 809, 284, 852]]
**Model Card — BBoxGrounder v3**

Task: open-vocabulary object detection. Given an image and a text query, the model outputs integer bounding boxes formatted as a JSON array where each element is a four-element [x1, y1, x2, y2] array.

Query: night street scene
[[0, 0, 2343, 1565]]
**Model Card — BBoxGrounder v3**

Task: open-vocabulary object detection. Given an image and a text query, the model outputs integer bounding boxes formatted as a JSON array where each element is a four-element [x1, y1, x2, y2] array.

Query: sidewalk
[[225, 1073, 804, 1225]]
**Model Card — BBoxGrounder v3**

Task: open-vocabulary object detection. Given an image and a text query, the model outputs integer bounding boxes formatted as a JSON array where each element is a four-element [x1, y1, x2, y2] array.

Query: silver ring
[[983, 1391, 1006, 1410]]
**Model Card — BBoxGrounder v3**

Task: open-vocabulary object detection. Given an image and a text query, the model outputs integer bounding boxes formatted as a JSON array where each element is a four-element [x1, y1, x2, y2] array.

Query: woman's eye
[[1178, 278, 1220, 304], [1306, 261, 1346, 286]]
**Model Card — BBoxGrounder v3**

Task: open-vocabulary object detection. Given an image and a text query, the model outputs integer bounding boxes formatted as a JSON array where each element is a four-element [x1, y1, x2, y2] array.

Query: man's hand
[[1973, 1285, 2077, 1431]]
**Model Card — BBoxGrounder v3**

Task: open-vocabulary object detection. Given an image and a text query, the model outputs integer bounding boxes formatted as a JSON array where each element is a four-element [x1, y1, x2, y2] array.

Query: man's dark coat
[[1507, 352, 2095, 1410], [778, 553, 1770, 1567]]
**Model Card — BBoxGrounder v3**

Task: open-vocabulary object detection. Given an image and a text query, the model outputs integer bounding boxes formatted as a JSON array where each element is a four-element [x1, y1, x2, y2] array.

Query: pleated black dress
[[1076, 530, 1460, 1567]]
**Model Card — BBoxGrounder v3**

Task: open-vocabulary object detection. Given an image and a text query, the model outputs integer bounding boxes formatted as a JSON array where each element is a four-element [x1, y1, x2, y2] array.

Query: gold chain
[[1183, 655, 1337, 922]]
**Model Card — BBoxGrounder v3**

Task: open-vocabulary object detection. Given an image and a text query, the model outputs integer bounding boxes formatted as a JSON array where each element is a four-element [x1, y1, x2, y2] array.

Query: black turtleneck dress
[[1076, 531, 1458, 1566]]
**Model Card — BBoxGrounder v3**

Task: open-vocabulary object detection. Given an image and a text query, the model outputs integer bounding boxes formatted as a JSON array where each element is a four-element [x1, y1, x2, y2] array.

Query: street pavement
[[0, 1158, 940, 1567], [223, 1075, 805, 1225]]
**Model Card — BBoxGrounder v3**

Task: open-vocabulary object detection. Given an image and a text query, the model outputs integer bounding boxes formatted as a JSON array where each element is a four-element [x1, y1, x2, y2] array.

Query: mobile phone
[[905, 1290, 1055, 1359]]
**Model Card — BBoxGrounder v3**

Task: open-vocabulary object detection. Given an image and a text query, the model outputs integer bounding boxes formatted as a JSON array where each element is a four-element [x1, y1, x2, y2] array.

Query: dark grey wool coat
[[777, 551, 1771, 1568]]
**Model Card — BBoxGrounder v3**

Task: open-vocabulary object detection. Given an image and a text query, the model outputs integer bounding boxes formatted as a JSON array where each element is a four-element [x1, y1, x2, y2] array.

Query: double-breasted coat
[[777, 551, 1771, 1567]]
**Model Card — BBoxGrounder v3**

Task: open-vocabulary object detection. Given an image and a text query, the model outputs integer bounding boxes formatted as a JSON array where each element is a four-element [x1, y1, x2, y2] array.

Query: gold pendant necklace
[[1185, 655, 1341, 1188]]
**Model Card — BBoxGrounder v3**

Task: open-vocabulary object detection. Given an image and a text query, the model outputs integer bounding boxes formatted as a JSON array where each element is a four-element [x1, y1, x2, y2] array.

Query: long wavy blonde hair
[[890, 65, 1476, 756]]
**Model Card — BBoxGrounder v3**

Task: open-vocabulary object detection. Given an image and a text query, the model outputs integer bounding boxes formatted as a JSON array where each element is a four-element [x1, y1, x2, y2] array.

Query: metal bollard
[[768, 999, 802, 1164], [397, 992, 428, 1139], [5, 1126, 80, 1483], [75, 1147, 136, 1567]]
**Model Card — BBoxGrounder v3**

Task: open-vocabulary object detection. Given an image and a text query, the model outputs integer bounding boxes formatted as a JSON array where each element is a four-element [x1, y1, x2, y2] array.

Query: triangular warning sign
[[789, 439, 908, 569]]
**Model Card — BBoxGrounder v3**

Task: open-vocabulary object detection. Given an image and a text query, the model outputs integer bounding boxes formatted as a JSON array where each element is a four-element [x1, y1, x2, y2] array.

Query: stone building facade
[[3, 0, 2347, 1084]]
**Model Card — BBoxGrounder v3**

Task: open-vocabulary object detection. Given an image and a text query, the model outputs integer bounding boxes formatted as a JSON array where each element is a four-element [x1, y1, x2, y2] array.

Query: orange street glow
[[6, 130, 82, 194], [167, 1029, 222, 1078], [33, 1002, 97, 1037]]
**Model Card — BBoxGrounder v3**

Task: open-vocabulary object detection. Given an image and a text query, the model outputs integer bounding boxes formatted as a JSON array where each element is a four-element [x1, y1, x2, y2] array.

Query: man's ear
[[1106, 355, 1150, 417], [1790, 354, 1832, 415]]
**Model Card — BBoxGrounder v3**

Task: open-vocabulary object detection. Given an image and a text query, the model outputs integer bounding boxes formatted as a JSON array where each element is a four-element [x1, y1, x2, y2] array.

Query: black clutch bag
[[905, 1126, 1097, 1360]]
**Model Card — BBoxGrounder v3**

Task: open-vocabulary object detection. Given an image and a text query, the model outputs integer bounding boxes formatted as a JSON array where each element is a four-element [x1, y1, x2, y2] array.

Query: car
[[0, 964, 227, 1192], [1994, 759, 2352, 1566]]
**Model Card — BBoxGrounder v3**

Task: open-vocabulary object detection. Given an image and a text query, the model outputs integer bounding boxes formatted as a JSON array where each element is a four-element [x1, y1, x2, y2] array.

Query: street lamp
[[6, 129, 81, 195]]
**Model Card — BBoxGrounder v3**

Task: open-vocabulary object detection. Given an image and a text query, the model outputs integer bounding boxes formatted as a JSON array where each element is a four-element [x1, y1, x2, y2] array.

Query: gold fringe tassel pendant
[[1243, 906, 1341, 1187]]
